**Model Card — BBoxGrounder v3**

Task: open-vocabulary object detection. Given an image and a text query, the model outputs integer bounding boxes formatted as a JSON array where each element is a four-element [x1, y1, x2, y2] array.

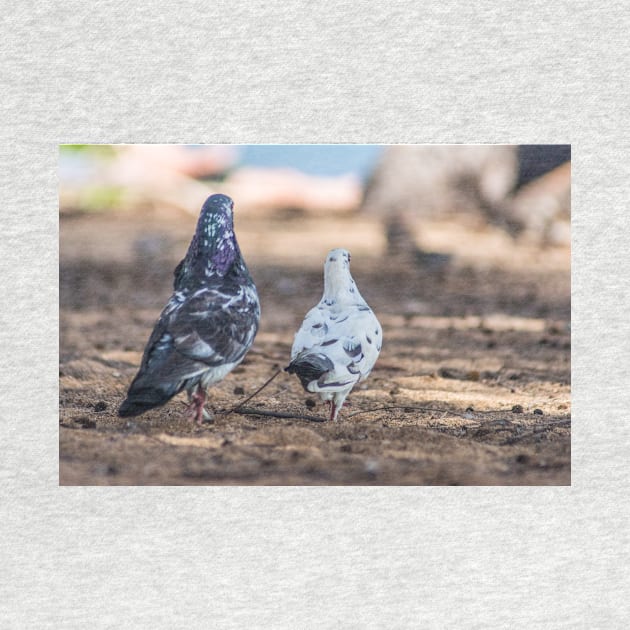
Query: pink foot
[[187, 388, 207, 425], [328, 401, 338, 422]]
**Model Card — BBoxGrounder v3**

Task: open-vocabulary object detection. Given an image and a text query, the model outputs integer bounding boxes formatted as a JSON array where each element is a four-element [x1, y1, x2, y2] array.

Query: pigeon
[[286, 248, 382, 421], [119, 194, 260, 424]]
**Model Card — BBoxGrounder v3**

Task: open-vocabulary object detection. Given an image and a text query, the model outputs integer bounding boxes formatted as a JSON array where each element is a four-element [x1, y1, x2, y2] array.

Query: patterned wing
[[290, 306, 328, 359], [315, 308, 381, 383], [127, 285, 259, 398], [169, 286, 260, 368]]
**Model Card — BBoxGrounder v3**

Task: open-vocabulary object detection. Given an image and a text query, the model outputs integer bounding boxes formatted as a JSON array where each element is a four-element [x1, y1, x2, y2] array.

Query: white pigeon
[[286, 248, 382, 421]]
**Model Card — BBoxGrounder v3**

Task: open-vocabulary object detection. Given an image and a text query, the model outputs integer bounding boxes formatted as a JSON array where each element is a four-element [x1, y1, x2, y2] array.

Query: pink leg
[[329, 401, 337, 422], [187, 387, 207, 425]]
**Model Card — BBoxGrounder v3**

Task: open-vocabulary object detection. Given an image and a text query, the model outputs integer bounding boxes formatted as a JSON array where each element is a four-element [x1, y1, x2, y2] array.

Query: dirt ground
[[59, 204, 570, 485]]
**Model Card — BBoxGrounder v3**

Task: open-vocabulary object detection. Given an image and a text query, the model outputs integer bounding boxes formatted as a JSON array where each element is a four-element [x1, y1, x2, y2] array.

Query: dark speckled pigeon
[[286, 248, 381, 421], [119, 194, 260, 424]]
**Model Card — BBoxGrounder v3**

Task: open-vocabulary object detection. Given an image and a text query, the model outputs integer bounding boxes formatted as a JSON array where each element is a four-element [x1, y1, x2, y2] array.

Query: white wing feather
[[291, 303, 382, 391]]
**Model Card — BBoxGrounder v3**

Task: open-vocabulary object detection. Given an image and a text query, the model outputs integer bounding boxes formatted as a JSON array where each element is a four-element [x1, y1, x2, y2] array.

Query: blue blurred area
[[60, 144, 385, 182], [238, 144, 383, 180]]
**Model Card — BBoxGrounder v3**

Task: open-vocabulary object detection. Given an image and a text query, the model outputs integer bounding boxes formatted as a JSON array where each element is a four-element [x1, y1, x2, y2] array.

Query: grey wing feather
[[171, 288, 259, 366], [130, 286, 259, 392]]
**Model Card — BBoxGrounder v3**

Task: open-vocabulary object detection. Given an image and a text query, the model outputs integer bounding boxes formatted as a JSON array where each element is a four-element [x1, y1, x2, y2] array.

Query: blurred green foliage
[[60, 144, 118, 158], [77, 186, 127, 212], [60, 145, 125, 212]]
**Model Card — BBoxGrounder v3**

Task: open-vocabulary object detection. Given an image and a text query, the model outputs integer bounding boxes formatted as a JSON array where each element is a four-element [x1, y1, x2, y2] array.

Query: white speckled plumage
[[286, 248, 382, 421]]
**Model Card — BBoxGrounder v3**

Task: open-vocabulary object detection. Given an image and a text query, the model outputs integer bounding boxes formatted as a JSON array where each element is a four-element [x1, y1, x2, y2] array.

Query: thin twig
[[345, 405, 476, 420], [528, 418, 572, 432], [217, 369, 283, 415], [230, 407, 326, 423], [500, 419, 572, 445], [345, 404, 571, 425], [542, 419, 571, 428]]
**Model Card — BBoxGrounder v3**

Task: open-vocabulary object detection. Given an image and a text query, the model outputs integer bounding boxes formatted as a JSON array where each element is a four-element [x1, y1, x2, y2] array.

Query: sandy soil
[[60, 205, 570, 485]]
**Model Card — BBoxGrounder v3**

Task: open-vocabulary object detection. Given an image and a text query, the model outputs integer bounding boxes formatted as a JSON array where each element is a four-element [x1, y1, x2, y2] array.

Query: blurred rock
[[360, 145, 570, 261], [509, 161, 571, 246], [363, 145, 517, 220]]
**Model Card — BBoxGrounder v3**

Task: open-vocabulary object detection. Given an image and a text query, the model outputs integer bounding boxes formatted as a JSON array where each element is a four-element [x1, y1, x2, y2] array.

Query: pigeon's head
[[198, 194, 235, 236], [325, 248, 351, 272], [182, 194, 242, 279], [322, 248, 362, 304]]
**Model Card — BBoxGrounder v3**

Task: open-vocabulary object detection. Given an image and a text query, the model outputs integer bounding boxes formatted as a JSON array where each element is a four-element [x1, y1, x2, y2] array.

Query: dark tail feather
[[285, 352, 334, 391], [118, 399, 152, 417], [118, 385, 177, 417]]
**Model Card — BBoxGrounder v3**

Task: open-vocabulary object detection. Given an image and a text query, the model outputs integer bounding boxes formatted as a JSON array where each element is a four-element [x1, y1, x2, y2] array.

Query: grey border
[[3, 2, 628, 627]]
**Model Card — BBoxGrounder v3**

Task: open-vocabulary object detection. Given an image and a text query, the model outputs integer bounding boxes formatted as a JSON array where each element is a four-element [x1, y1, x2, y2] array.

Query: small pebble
[[439, 367, 459, 379], [511, 404, 524, 414], [94, 401, 108, 412], [233, 386, 245, 395], [533, 408, 544, 415], [305, 399, 316, 409]]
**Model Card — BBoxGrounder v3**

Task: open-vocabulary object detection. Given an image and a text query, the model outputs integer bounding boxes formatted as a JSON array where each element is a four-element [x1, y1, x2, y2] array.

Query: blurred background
[[60, 143, 570, 260]]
